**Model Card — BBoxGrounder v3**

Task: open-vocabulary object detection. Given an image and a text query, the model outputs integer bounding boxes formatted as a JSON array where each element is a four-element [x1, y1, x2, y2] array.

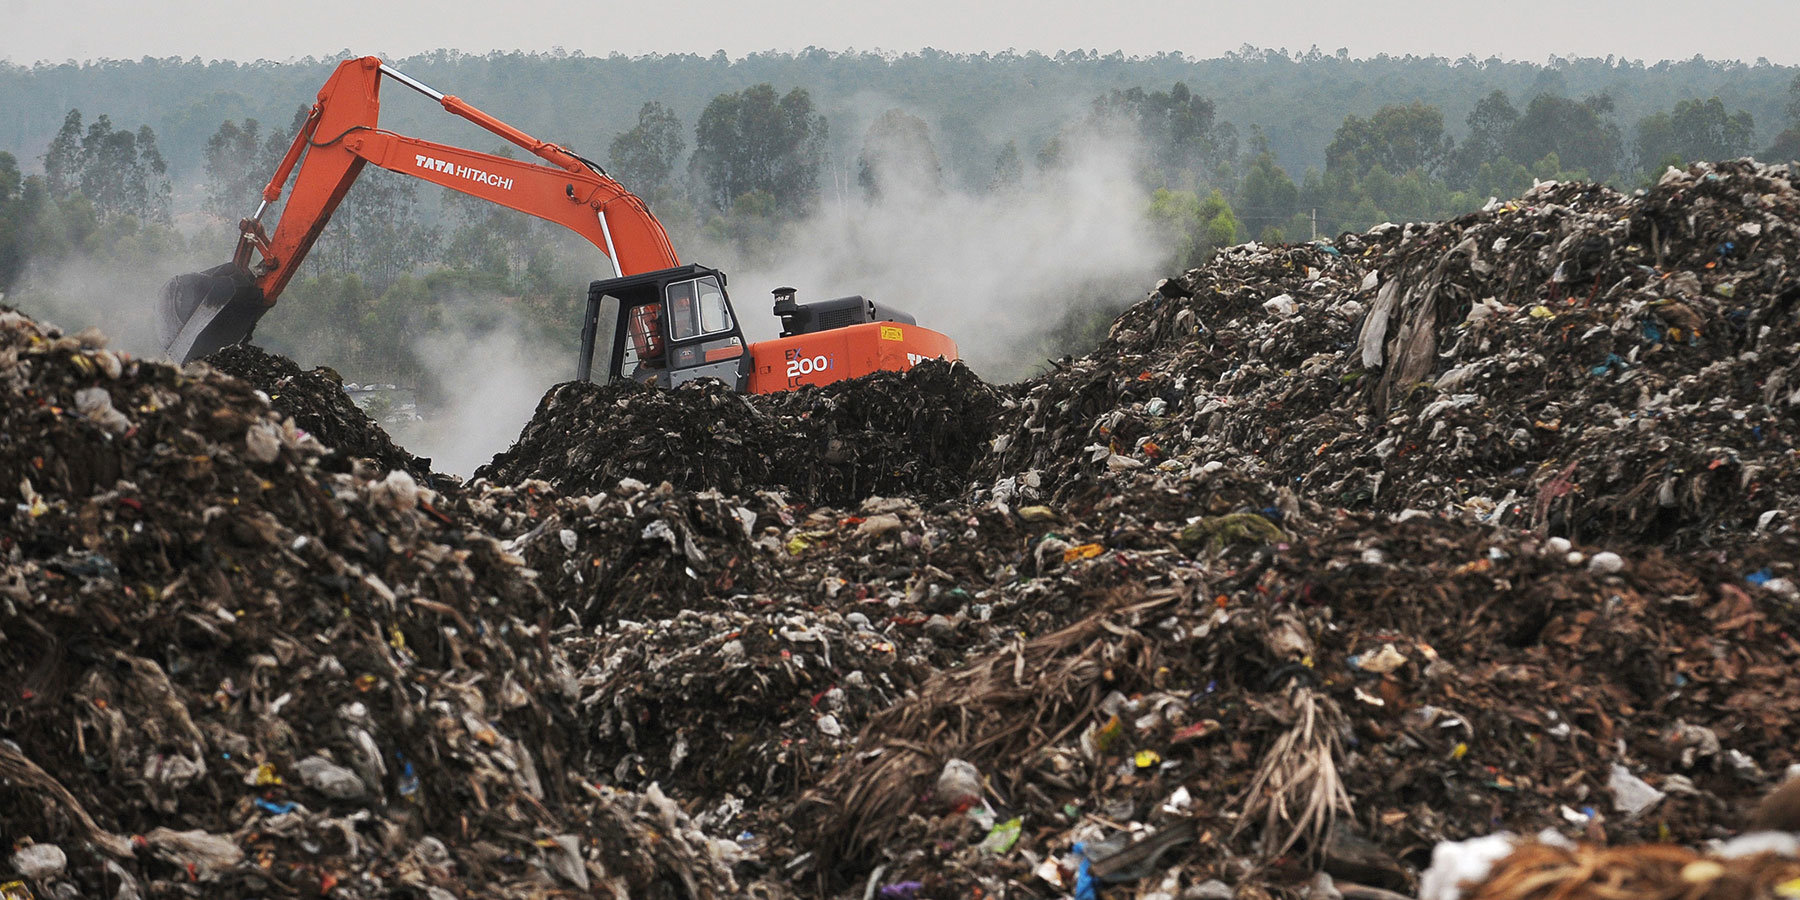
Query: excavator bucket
[[158, 263, 268, 363]]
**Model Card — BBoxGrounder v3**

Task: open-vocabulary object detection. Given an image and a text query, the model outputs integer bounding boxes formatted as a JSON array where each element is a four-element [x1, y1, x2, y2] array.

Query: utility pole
[[1310, 208, 1318, 241]]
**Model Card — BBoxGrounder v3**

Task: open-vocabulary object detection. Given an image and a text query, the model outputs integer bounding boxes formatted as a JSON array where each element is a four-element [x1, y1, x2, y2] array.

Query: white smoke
[[386, 315, 567, 478], [8, 250, 207, 358], [685, 128, 1162, 380]]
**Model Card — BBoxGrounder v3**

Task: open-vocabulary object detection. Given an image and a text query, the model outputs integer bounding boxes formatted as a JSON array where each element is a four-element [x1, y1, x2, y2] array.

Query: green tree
[[1788, 72, 1800, 130], [1091, 82, 1235, 187], [310, 170, 439, 293], [1761, 73, 1800, 162], [990, 140, 1023, 190], [1148, 187, 1240, 271], [856, 108, 943, 198], [41, 109, 171, 223], [688, 84, 827, 213], [1238, 152, 1299, 239], [1767, 129, 1800, 162], [1448, 90, 1519, 186], [1325, 102, 1453, 178], [203, 118, 265, 219], [1472, 157, 1533, 200], [0, 152, 25, 290], [200, 106, 307, 223], [608, 102, 685, 202], [1634, 97, 1755, 177], [700, 189, 782, 258], [42, 110, 85, 198], [1507, 93, 1622, 180]]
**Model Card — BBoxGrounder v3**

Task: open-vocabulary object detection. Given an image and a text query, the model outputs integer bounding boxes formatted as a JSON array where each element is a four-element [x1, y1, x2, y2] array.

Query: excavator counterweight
[[160, 56, 958, 391]]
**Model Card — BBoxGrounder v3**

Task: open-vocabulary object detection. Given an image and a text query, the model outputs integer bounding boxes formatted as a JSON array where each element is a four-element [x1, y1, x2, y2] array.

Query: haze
[[3, 0, 1796, 65]]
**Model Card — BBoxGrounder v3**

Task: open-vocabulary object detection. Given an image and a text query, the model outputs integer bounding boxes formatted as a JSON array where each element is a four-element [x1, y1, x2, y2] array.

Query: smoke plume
[[686, 128, 1163, 380]]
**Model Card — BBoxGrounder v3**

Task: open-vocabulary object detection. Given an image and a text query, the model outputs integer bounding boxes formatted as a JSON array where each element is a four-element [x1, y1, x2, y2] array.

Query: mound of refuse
[[0, 312, 742, 899], [8, 158, 1800, 900], [205, 343, 433, 481], [984, 160, 1800, 550], [786, 510, 1800, 893], [478, 359, 1000, 506]]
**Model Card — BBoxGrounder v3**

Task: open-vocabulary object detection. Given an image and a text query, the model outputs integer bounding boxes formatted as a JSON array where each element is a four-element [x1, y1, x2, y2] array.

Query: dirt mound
[[0, 313, 741, 898], [206, 343, 432, 480], [477, 359, 1000, 506]]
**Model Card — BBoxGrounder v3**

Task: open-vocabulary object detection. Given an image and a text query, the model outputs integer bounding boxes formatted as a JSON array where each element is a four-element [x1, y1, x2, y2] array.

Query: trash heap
[[448, 470, 1221, 820], [786, 509, 1800, 895], [983, 161, 1800, 550], [479, 359, 1000, 507], [8, 158, 1800, 900], [205, 344, 433, 481], [0, 312, 742, 899]]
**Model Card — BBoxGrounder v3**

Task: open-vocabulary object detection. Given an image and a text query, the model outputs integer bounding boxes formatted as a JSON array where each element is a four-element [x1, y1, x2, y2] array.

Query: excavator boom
[[160, 56, 678, 361], [163, 55, 959, 392]]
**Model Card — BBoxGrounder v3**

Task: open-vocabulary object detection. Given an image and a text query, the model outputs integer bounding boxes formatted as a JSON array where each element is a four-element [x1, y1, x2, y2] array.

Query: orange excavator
[[159, 56, 957, 392]]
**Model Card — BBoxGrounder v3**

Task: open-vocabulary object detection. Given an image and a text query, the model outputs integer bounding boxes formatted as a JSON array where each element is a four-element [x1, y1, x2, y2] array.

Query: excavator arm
[[160, 56, 680, 362]]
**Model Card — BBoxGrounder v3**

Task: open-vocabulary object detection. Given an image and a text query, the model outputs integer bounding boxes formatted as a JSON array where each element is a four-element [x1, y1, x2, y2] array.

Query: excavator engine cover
[[749, 289, 956, 392], [159, 263, 268, 363], [774, 293, 916, 337], [746, 320, 958, 393]]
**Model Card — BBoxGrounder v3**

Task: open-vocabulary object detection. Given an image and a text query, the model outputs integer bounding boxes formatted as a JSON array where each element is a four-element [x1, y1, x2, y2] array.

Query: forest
[[2, 48, 1798, 386]]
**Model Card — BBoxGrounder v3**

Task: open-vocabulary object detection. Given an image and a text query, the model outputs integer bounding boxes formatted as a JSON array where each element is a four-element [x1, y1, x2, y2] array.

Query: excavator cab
[[577, 264, 748, 389]]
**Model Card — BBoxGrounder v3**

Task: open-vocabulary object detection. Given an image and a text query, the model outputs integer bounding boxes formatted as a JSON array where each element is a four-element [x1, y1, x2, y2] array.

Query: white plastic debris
[[372, 469, 420, 512], [1713, 831, 1800, 859], [542, 833, 589, 889], [244, 421, 283, 463], [856, 513, 904, 537], [1262, 293, 1298, 316], [1608, 763, 1665, 818], [295, 754, 366, 799], [1587, 551, 1624, 575], [144, 827, 244, 879], [75, 386, 132, 434], [10, 843, 68, 879], [1419, 833, 1518, 900], [936, 758, 983, 808], [1355, 643, 1409, 674]]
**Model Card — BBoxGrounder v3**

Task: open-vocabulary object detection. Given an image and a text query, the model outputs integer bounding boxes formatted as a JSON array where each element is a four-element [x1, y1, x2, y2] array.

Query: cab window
[[666, 281, 700, 340], [666, 276, 732, 339], [697, 276, 733, 333]]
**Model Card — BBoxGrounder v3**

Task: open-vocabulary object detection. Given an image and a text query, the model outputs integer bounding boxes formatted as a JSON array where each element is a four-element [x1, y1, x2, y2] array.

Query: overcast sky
[[1, 0, 1796, 65]]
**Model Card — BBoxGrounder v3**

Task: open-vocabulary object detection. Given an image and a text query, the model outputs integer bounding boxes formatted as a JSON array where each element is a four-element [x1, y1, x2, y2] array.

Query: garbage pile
[[983, 161, 1800, 550], [9, 158, 1800, 900], [0, 312, 743, 899], [789, 511, 1800, 895], [206, 344, 433, 481], [478, 359, 1000, 507]]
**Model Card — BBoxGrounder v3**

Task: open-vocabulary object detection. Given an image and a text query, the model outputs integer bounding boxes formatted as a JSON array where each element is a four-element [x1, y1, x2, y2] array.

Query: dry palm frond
[[0, 742, 134, 856], [1468, 841, 1800, 900], [1231, 683, 1351, 861], [798, 585, 1191, 873]]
